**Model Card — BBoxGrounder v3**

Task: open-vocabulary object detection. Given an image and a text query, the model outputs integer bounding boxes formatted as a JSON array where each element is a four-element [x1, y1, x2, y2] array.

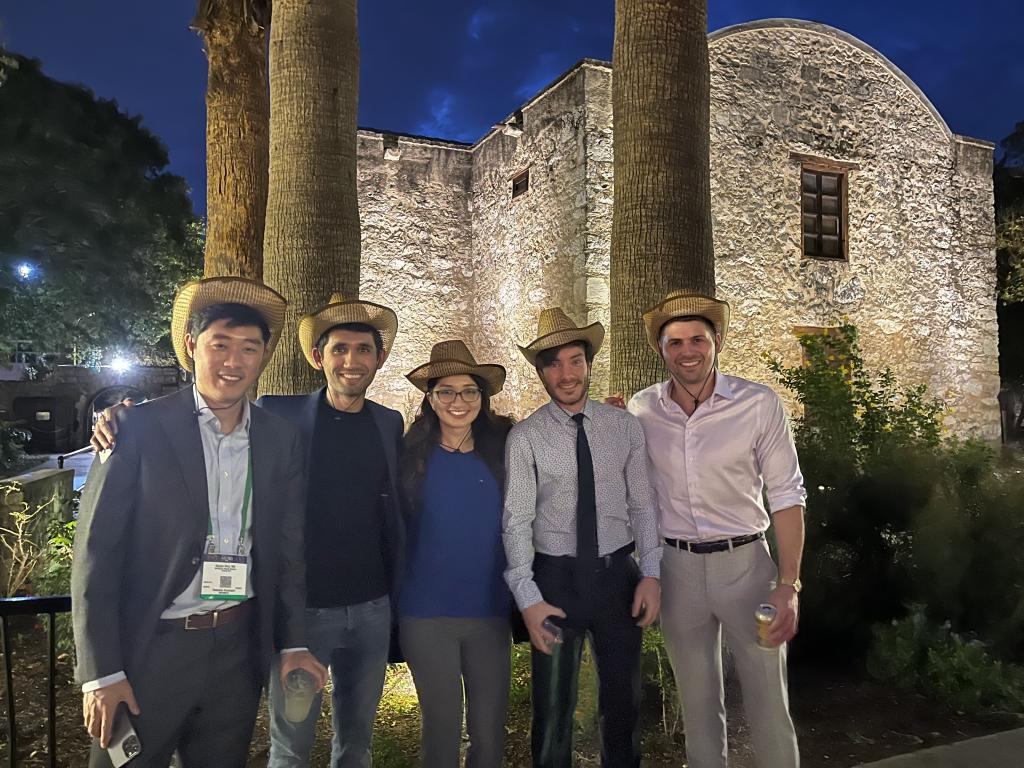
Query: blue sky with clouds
[[2, 0, 1021, 217]]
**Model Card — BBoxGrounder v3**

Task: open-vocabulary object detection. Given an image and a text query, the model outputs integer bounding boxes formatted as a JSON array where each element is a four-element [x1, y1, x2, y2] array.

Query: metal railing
[[0, 595, 72, 768], [57, 445, 94, 469]]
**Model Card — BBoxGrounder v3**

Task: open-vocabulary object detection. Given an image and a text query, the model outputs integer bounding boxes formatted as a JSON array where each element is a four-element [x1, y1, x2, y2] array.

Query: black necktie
[[572, 413, 599, 595]]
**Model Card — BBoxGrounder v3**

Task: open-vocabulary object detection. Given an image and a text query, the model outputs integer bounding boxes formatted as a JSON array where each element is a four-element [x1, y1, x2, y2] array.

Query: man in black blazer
[[73, 277, 326, 767], [257, 294, 405, 768]]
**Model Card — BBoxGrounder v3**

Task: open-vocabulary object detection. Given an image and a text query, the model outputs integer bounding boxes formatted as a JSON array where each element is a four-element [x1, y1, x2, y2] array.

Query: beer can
[[755, 603, 777, 649]]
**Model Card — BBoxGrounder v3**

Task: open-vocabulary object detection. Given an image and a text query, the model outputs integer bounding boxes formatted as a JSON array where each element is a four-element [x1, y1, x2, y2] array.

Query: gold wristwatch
[[780, 578, 802, 593]]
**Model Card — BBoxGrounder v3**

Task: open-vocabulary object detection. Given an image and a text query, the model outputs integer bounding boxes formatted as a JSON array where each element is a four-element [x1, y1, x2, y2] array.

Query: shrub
[[768, 326, 1024, 663], [868, 607, 1024, 714]]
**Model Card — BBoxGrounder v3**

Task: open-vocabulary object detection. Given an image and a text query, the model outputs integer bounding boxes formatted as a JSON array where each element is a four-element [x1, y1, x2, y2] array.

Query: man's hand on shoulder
[[522, 600, 567, 655], [765, 583, 799, 646], [83, 678, 139, 747], [603, 392, 626, 409], [89, 403, 129, 452]]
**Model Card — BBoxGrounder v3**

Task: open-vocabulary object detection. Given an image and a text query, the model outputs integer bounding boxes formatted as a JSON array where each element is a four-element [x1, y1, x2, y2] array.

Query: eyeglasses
[[431, 387, 482, 404]]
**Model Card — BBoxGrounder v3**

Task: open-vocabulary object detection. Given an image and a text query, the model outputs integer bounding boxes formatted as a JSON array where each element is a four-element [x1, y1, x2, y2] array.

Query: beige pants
[[661, 539, 799, 768]]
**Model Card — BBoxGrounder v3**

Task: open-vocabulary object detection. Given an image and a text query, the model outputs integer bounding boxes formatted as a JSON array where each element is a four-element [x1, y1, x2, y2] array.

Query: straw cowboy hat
[[406, 340, 506, 395], [642, 290, 731, 353], [171, 276, 287, 373], [297, 293, 399, 368], [518, 307, 605, 366]]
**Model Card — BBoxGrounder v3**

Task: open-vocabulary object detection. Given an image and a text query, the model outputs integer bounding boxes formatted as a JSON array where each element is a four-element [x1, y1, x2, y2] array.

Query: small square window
[[800, 166, 847, 260], [511, 169, 529, 199]]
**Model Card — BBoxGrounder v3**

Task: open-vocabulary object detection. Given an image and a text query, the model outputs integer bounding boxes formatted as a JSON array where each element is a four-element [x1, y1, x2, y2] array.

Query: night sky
[[2, 0, 1022, 218]]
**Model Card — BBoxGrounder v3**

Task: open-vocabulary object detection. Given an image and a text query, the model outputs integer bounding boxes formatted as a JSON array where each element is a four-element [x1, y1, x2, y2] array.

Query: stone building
[[354, 18, 1000, 439]]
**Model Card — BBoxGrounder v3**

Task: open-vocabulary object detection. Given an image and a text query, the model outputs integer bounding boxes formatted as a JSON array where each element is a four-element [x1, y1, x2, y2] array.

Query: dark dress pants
[[88, 609, 262, 768], [530, 547, 642, 768]]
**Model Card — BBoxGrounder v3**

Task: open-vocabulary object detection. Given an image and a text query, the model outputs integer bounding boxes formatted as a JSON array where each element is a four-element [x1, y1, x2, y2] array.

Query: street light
[[15, 262, 36, 280], [111, 357, 133, 374]]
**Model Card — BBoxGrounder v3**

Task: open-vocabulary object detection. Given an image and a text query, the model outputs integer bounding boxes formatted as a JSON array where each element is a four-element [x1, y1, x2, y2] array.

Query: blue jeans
[[268, 596, 392, 768]]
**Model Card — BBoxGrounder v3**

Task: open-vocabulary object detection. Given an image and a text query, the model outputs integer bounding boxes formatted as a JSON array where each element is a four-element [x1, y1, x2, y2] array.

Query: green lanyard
[[206, 445, 253, 556]]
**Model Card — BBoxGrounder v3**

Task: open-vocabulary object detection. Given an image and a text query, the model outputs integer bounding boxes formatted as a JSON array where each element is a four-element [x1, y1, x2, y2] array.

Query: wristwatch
[[780, 577, 802, 593]]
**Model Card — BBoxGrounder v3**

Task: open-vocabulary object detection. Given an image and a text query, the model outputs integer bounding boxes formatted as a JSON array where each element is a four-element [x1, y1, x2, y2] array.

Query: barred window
[[511, 169, 530, 199], [801, 167, 846, 259]]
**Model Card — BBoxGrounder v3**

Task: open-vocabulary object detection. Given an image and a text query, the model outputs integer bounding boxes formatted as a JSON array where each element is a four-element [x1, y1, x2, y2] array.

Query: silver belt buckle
[[184, 611, 217, 630]]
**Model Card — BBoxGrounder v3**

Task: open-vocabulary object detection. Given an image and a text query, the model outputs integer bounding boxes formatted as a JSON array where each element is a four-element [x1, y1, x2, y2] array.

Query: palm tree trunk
[[610, 0, 715, 397], [261, 0, 361, 395], [192, 0, 271, 279]]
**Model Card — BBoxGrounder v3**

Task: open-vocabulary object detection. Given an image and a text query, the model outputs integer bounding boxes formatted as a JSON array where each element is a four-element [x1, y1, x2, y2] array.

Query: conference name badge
[[200, 554, 248, 600]]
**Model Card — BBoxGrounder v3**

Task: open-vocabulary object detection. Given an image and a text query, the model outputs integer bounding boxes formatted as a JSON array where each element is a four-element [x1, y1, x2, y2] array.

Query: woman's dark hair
[[401, 374, 515, 508]]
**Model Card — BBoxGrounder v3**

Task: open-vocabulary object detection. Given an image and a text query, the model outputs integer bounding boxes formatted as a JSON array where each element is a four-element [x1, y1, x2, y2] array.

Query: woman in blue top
[[400, 340, 514, 768]]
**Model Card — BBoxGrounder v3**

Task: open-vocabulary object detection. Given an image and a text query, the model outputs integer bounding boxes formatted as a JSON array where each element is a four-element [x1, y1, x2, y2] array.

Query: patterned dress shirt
[[628, 373, 806, 542], [502, 398, 662, 610]]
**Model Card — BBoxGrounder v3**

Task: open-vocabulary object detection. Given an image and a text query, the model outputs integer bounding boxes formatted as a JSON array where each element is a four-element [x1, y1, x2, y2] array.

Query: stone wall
[[352, 20, 999, 438], [356, 132, 473, 417], [468, 67, 592, 416], [705, 21, 1000, 439]]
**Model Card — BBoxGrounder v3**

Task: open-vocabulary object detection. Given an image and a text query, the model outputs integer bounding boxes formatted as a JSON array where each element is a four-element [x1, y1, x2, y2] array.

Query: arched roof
[[709, 19, 952, 139]]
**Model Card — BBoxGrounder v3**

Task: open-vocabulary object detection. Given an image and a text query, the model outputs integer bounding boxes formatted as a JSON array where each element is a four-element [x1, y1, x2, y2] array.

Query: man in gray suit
[[73, 277, 327, 767]]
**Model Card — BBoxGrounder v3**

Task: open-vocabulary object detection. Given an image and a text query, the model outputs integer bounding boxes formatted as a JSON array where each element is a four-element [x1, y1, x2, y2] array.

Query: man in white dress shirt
[[628, 291, 806, 768]]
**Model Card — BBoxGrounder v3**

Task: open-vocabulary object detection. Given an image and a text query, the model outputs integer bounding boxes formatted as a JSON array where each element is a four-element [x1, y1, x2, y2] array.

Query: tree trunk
[[261, 0, 361, 395], [610, 0, 715, 397], [193, 0, 271, 279]]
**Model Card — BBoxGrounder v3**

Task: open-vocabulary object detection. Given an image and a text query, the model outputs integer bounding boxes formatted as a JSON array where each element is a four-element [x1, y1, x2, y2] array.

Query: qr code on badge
[[219, 576, 232, 588]]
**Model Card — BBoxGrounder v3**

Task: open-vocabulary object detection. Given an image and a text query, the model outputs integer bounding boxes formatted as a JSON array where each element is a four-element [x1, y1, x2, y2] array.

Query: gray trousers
[[399, 616, 511, 768], [661, 539, 799, 768]]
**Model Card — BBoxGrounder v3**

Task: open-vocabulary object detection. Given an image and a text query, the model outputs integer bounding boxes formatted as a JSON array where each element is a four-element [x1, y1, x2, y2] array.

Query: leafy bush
[[31, 516, 76, 655], [868, 607, 1024, 714], [768, 326, 1024, 662]]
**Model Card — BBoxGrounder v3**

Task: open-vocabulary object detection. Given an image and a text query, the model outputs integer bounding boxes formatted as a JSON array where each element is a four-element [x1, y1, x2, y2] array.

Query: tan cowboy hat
[[518, 307, 605, 366], [171, 277, 287, 373], [406, 340, 506, 395], [297, 293, 399, 368], [642, 291, 731, 353]]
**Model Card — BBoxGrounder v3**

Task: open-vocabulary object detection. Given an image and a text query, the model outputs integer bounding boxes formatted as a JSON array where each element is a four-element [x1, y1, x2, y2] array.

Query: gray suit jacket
[[71, 387, 308, 685]]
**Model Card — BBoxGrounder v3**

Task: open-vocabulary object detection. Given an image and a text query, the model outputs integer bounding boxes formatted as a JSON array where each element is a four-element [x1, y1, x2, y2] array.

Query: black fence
[[0, 595, 72, 768]]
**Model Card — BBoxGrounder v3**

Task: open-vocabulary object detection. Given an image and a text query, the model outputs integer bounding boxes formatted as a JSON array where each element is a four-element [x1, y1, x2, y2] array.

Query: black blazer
[[256, 389, 407, 660], [71, 387, 308, 686]]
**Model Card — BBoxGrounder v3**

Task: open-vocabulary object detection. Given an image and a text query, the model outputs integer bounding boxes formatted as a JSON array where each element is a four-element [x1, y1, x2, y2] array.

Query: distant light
[[16, 263, 35, 279], [110, 357, 132, 374]]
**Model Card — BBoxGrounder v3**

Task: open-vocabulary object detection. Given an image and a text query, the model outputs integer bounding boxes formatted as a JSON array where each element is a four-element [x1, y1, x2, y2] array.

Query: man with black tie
[[502, 307, 662, 768], [73, 277, 326, 767]]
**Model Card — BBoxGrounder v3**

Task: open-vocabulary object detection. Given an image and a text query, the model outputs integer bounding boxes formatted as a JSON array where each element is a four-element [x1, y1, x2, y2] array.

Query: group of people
[[72, 274, 807, 768]]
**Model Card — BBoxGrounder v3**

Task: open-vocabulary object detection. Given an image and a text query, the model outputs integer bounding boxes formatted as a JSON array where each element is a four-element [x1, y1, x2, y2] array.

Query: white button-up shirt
[[628, 373, 806, 542]]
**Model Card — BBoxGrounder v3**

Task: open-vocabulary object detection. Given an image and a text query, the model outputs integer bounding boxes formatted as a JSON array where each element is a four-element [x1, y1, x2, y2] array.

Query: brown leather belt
[[161, 599, 255, 631]]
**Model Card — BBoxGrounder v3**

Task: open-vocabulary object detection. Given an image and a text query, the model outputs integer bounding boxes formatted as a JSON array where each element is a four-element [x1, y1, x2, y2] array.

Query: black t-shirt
[[305, 396, 390, 608]]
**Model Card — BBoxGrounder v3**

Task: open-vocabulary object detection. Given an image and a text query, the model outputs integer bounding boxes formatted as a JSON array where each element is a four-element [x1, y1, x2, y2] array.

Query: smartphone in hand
[[541, 617, 564, 644], [106, 703, 142, 767]]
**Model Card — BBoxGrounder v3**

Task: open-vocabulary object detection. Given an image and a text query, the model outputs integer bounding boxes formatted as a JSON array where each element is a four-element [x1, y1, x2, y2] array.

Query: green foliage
[[0, 50, 203, 363], [868, 608, 1024, 714], [30, 516, 76, 654], [997, 212, 1024, 304], [641, 625, 682, 736], [769, 327, 1024, 663]]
